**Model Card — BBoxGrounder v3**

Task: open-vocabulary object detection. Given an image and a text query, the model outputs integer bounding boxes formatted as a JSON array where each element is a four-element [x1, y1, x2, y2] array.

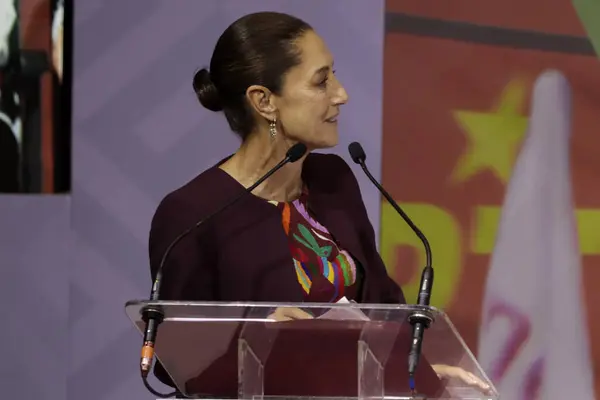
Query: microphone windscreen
[[287, 143, 308, 162], [348, 142, 366, 164]]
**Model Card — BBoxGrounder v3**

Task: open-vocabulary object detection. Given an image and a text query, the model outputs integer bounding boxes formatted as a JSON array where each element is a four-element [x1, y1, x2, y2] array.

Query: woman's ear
[[246, 85, 277, 121]]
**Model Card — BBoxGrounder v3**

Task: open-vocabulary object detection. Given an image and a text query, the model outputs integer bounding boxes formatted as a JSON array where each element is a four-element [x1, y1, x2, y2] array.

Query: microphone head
[[287, 143, 308, 162], [348, 142, 366, 164]]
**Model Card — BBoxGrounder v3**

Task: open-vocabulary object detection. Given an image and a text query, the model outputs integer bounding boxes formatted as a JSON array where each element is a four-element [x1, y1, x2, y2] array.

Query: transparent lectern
[[125, 301, 498, 400]]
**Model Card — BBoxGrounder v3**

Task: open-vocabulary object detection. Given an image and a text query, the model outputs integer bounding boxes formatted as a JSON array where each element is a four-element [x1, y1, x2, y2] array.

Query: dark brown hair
[[193, 12, 312, 139]]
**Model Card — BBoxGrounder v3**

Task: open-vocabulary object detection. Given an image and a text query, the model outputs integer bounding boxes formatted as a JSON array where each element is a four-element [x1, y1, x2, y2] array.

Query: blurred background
[[0, 0, 70, 194], [0, 0, 598, 399]]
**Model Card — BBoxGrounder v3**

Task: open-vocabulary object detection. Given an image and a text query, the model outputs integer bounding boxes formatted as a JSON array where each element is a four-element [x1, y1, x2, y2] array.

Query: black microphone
[[139, 143, 308, 397], [348, 142, 433, 390]]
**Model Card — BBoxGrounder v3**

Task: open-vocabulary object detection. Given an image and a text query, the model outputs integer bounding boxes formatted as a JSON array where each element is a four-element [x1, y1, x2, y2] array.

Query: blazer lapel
[[302, 154, 373, 302]]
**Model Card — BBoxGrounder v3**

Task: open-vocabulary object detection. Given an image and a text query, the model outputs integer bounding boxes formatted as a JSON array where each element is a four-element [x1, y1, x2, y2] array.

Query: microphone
[[139, 143, 308, 397], [347, 142, 433, 390]]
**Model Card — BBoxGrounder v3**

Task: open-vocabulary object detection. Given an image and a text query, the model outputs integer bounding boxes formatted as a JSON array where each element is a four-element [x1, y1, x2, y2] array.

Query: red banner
[[383, 2, 600, 395]]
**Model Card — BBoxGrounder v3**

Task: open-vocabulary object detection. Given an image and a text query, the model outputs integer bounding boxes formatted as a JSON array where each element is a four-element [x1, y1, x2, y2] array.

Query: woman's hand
[[267, 307, 314, 321], [431, 364, 491, 393]]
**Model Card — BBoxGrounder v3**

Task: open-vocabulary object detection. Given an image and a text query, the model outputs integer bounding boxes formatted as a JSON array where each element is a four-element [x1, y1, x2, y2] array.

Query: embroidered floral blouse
[[275, 189, 363, 302]]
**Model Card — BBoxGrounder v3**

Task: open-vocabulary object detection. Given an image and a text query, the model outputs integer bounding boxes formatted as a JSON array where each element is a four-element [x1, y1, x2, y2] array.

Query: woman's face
[[273, 30, 349, 149]]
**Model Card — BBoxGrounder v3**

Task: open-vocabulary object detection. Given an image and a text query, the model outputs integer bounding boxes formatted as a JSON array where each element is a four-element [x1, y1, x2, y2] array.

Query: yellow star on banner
[[451, 79, 529, 184]]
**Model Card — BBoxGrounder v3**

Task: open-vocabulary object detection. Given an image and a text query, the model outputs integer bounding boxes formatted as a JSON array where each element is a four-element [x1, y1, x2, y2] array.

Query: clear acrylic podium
[[125, 301, 498, 400]]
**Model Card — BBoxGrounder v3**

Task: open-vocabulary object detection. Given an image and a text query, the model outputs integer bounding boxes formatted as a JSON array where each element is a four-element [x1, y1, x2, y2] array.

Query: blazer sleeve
[[148, 193, 217, 301], [336, 155, 407, 305], [147, 193, 219, 390]]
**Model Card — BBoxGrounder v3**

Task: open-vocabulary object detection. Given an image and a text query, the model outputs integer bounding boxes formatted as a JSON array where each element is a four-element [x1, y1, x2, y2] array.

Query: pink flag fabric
[[477, 70, 595, 400]]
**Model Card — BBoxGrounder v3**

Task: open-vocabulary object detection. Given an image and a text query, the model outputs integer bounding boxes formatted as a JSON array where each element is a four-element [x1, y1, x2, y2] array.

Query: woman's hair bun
[[193, 68, 223, 112]]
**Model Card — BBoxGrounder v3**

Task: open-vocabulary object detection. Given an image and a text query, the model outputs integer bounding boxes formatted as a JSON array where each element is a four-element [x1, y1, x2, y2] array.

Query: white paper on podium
[[317, 296, 370, 321]]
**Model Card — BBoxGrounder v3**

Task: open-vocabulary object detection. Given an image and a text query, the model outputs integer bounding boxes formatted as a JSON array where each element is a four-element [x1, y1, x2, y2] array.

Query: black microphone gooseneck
[[347, 142, 433, 391], [139, 143, 308, 398]]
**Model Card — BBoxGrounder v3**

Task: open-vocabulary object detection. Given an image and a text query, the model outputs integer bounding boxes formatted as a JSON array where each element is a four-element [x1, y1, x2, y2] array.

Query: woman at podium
[[147, 11, 491, 398], [150, 11, 400, 317]]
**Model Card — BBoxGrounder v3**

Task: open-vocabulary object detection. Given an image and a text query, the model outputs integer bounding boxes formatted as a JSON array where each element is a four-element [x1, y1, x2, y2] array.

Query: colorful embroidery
[[279, 191, 358, 301]]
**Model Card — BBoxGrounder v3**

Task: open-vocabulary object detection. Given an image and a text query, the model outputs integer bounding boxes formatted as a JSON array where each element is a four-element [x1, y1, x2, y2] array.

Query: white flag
[[477, 70, 595, 400]]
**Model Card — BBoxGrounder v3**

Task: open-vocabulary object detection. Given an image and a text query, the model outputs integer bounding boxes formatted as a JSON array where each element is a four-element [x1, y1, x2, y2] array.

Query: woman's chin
[[310, 134, 339, 150]]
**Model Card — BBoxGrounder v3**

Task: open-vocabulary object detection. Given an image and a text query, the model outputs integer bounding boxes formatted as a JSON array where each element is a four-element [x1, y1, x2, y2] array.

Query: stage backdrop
[[2, 1, 599, 399], [382, 0, 600, 396], [0, 1, 386, 399]]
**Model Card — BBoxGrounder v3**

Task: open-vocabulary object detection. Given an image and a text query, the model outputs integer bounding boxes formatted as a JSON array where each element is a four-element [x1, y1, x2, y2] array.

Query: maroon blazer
[[148, 152, 407, 389]]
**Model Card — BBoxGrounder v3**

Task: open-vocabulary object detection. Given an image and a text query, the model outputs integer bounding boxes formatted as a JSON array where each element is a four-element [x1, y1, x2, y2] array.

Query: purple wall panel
[[0, 1, 385, 399], [0, 196, 69, 399]]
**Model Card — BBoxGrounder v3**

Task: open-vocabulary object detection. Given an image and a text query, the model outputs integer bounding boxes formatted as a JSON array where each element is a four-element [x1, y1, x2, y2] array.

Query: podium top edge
[[124, 299, 444, 314]]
